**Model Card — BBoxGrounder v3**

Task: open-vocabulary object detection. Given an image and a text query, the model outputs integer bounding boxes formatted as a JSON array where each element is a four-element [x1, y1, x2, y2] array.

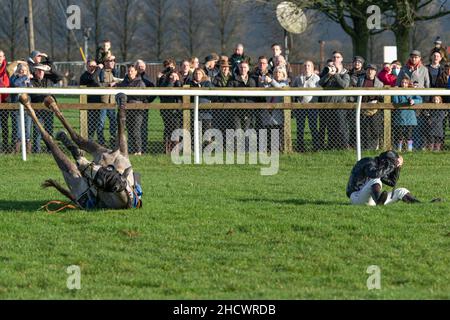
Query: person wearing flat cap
[[396, 50, 430, 88], [203, 54, 219, 79]]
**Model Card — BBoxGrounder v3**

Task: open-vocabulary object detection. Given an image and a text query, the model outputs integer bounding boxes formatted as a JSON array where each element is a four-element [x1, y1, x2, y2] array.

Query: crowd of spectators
[[0, 37, 449, 155]]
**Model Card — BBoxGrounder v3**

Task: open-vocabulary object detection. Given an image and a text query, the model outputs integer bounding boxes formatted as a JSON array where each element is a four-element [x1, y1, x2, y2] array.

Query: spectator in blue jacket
[[392, 76, 423, 152]]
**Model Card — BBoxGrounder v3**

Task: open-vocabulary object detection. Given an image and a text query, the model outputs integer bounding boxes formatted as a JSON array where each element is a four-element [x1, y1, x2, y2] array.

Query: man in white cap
[[27, 50, 62, 84], [30, 63, 63, 153]]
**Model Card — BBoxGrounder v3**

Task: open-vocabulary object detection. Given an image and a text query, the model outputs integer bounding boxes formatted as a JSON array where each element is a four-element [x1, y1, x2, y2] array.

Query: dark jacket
[[139, 72, 156, 103], [28, 57, 63, 84], [346, 151, 400, 197], [157, 71, 182, 103], [318, 68, 350, 103], [230, 53, 252, 76], [119, 76, 146, 103], [187, 79, 213, 103], [226, 75, 257, 103], [212, 72, 232, 102], [80, 69, 102, 103], [30, 75, 62, 103]]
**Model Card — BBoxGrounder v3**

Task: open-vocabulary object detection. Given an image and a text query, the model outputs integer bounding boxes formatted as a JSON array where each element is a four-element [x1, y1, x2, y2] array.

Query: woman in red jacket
[[0, 50, 11, 153]]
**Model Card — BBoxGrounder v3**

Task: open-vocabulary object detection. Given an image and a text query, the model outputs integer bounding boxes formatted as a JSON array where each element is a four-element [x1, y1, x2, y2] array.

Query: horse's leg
[[116, 95, 129, 157], [43, 96, 109, 157], [19, 95, 91, 204]]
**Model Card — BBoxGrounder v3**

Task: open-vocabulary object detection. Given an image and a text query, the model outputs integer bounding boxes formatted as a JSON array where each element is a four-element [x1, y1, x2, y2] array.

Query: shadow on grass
[[0, 200, 49, 212], [237, 198, 348, 206]]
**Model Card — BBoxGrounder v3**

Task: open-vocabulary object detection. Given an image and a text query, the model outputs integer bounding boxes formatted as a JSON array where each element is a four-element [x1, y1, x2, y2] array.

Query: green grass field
[[0, 152, 449, 299]]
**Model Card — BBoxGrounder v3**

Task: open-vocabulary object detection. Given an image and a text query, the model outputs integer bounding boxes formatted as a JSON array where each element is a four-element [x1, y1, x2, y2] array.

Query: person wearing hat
[[349, 56, 366, 87], [203, 54, 219, 79], [27, 50, 62, 84], [355, 64, 384, 150], [430, 37, 448, 63], [396, 50, 430, 89], [29, 63, 63, 153], [212, 58, 233, 141], [27, 50, 48, 74]]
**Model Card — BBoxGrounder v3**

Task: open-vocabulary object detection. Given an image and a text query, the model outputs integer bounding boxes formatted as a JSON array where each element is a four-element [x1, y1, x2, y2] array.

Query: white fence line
[[1, 88, 449, 163], [0, 88, 449, 97]]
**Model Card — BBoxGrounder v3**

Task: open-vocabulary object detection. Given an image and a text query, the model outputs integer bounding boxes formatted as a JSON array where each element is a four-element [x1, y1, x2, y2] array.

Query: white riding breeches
[[350, 179, 410, 206]]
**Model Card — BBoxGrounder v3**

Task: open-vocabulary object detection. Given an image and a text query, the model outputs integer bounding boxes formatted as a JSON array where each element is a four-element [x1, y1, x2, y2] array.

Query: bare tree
[[0, 0, 26, 60], [175, 0, 203, 57], [109, 0, 140, 61], [142, 0, 174, 61], [211, 0, 243, 55], [83, 0, 105, 52], [385, 0, 450, 63]]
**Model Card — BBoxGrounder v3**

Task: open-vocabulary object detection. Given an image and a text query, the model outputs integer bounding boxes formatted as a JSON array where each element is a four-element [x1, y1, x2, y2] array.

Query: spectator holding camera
[[80, 60, 103, 145], [119, 65, 146, 155], [157, 58, 183, 154], [10, 63, 33, 154], [318, 51, 351, 150]]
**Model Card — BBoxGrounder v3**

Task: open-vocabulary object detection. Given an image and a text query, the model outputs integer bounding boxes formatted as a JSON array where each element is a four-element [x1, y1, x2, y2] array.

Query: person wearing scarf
[[396, 50, 430, 88]]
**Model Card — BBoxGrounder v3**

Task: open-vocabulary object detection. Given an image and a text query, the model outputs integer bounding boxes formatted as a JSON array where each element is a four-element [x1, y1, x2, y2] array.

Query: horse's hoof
[[55, 131, 68, 142]]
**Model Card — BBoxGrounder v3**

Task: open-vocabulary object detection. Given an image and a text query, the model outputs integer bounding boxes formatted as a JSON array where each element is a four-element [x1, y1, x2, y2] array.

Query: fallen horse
[[19, 93, 143, 210]]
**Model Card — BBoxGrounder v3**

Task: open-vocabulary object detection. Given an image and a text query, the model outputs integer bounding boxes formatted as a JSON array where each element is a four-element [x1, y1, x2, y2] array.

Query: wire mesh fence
[[2, 97, 450, 155]]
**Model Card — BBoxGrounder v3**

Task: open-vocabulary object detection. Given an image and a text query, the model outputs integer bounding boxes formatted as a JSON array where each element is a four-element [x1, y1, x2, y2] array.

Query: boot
[[26, 140, 32, 154], [434, 143, 442, 152], [15, 141, 21, 154], [402, 193, 421, 204]]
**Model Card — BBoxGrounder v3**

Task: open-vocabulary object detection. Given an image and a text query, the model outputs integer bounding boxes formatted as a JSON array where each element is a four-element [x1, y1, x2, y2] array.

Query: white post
[[194, 96, 200, 164], [356, 96, 362, 161], [19, 103, 27, 161]]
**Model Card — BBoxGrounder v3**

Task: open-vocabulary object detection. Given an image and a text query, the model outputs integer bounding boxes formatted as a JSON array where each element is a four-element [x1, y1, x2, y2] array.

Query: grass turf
[[0, 152, 448, 299]]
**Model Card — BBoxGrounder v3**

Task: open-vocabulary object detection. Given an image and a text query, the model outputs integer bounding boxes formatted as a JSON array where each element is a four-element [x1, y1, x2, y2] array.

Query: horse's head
[[94, 165, 132, 193]]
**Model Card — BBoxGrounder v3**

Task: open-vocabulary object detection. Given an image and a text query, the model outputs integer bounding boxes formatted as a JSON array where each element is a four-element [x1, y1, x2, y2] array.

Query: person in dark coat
[[229, 44, 252, 77], [157, 59, 183, 154], [80, 60, 104, 145], [227, 61, 257, 131], [212, 59, 233, 139], [347, 150, 425, 206], [135, 59, 156, 154], [30, 64, 63, 153], [318, 51, 351, 150], [203, 55, 219, 80], [188, 68, 214, 139], [119, 65, 146, 155]]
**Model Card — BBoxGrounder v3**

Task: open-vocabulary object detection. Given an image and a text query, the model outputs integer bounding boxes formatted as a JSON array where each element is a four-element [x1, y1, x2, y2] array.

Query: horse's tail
[[42, 179, 76, 202]]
